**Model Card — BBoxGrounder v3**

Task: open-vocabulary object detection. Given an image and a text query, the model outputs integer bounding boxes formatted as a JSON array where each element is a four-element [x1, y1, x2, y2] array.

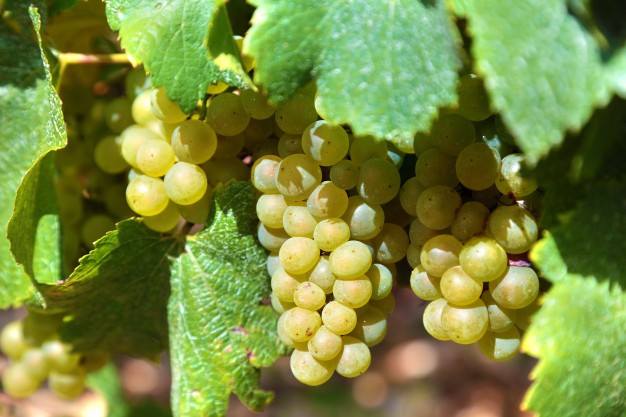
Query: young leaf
[[104, 0, 250, 112], [244, 0, 461, 150], [168, 181, 286, 417]]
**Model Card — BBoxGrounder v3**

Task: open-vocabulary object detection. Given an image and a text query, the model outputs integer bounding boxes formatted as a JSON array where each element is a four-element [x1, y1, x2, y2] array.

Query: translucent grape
[[136, 139, 176, 177], [399, 177, 424, 215], [489, 266, 539, 309], [432, 114, 476, 156], [481, 291, 514, 333], [495, 153, 538, 198], [336, 336, 371, 378], [150, 88, 187, 124], [120, 125, 164, 168], [414, 148, 458, 187], [420, 234, 462, 277], [293, 281, 326, 311], [21, 348, 50, 381], [283, 307, 322, 342], [80, 214, 115, 246], [301, 120, 350, 166], [451, 201, 489, 242], [2, 363, 40, 398], [171, 120, 218, 164], [94, 136, 128, 174], [406, 243, 422, 268], [254, 194, 286, 229], [282, 204, 317, 238], [290, 347, 335, 386], [478, 327, 521, 361], [357, 158, 401, 205], [307, 181, 349, 218], [250, 155, 280, 193], [240, 89, 275, 119], [131, 90, 156, 126], [457, 74, 492, 121], [440, 265, 483, 306], [442, 299, 489, 344], [104, 97, 133, 133], [207, 92, 250, 136], [371, 293, 396, 316], [322, 301, 357, 335], [351, 305, 387, 346], [143, 202, 181, 232], [371, 223, 409, 264], [42, 340, 80, 373], [313, 218, 350, 252], [308, 256, 336, 294], [349, 135, 387, 165], [308, 326, 343, 361], [271, 292, 294, 314], [409, 218, 439, 246], [164, 162, 208, 205], [275, 154, 322, 201], [202, 158, 249, 185], [330, 159, 359, 190], [459, 237, 508, 282], [49, 370, 86, 400], [277, 133, 303, 157], [416, 185, 462, 230], [455, 142, 500, 191], [333, 277, 373, 309], [342, 196, 385, 240], [177, 190, 212, 224], [422, 298, 450, 341], [258, 224, 289, 252], [0, 321, 29, 360], [274, 85, 318, 134], [329, 240, 372, 279], [410, 265, 441, 301], [279, 237, 320, 274], [488, 205, 538, 254], [367, 263, 394, 300]]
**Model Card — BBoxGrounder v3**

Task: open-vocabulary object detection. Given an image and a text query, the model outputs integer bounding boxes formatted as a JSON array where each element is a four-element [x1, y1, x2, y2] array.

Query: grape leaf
[[104, 0, 250, 112], [244, 0, 461, 150], [168, 181, 286, 417], [0, 3, 67, 306], [522, 277, 626, 417], [38, 219, 182, 357]]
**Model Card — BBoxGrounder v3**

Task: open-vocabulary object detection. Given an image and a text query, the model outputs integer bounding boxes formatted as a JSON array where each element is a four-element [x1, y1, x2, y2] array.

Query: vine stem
[[55, 52, 131, 90]]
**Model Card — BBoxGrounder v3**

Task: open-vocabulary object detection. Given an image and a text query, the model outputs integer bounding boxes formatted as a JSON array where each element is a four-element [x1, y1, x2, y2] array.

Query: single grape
[[371, 293, 396, 316], [488, 205, 538, 254], [336, 336, 371, 378], [131, 90, 156, 126], [408, 218, 439, 246], [367, 263, 394, 300], [489, 266, 539, 309], [342, 196, 385, 240], [0, 321, 29, 360], [171, 120, 218, 164], [371, 223, 409, 264], [245, 118, 275, 147], [422, 298, 450, 341], [49, 370, 86, 400], [240, 89, 275, 119], [308, 256, 336, 294], [406, 243, 422, 268], [256, 194, 288, 229], [290, 347, 335, 386], [250, 155, 281, 194], [495, 153, 538, 198], [274, 85, 318, 134], [2, 363, 40, 398], [271, 292, 294, 314], [164, 162, 208, 205], [283, 307, 322, 342], [301, 120, 349, 166], [457, 74, 492, 121], [94, 136, 128, 174], [410, 265, 441, 301], [349, 135, 387, 165], [313, 218, 350, 252], [259, 225, 290, 253], [104, 97, 133, 133], [357, 158, 401, 205], [442, 299, 489, 344], [420, 234, 462, 277], [213, 134, 245, 159], [277, 133, 303, 157], [80, 214, 115, 246], [329, 240, 372, 279], [456, 142, 500, 191], [202, 158, 250, 185], [136, 139, 176, 177], [432, 114, 476, 156], [293, 281, 326, 311], [351, 305, 387, 347], [333, 277, 373, 309], [206, 92, 250, 136], [451, 201, 489, 242], [307, 181, 349, 218], [415, 148, 458, 187], [330, 159, 359, 190], [120, 125, 165, 168], [399, 177, 424, 216], [308, 326, 343, 361], [21, 348, 50, 381], [279, 237, 320, 274], [277, 312, 296, 347], [282, 203, 317, 238], [481, 291, 514, 333], [416, 185, 462, 230], [143, 202, 180, 232], [459, 236, 508, 282], [478, 327, 521, 361], [440, 266, 483, 306], [177, 190, 212, 224], [413, 131, 436, 154], [42, 340, 80, 373], [22, 313, 62, 345], [322, 301, 357, 335], [150, 88, 187, 123], [275, 154, 322, 201]]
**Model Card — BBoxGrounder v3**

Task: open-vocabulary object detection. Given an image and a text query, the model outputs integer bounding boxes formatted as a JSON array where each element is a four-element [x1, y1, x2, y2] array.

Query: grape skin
[[258, 223, 289, 252], [206, 92, 250, 136], [371, 223, 409, 264], [488, 205, 538, 254], [330, 159, 359, 190], [349, 135, 387, 165], [283, 307, 322, 342], [278, 133, 303, 157], [457, 74, 492, 121], [2, 363, 41, 398], [279, 237, 320, 275], [481, 291, 514, 333], [308, 257, 336, 294], [410, 266, 441, 301], [420, 234, 462, 277], [350, 305, 387, 347], [0, 321, 29, 360], [455, 142, 500, 191], [432, 114, 476, 156], [459, 237, 508, 282], [136, 139, 176, 177], [399, 177, 424, 215], [143, 202, 181, 232], [126, 175, 169, 216], [120, 125, 164, 168], [301, 120, 350, 166], [406, 244, 422, 269], [451, 201, 489, 242], [164, 162, 208, 205], [240, 89, 275, 120], [416, 185, 462, 230], [489, 266, 539, 309], [478, 327, 521, 361], [415, 148, 458, 187], [307, 181, 349, 218], [49, 370, 86, 400], [290, 347, 336, 386], [177, 190, 212, 224], [409, 218, 439, 246], [495, 153, 538, 198], [171, 120, 218, 164], [275, 154, 322, 201], [342, 196, 385, 240], [94, 136, 128, 174], [293, 281, 326, 311], [80, 214, 115, 247], [367, 263, 394, 300], [357, 158, 401, 205], [336, 336, 371, 378], [329, 240, 373, 279], [321, 301, 357, 335], [308, 326, 343, 361], [333, 277, 373, 309], [423, 298, 450, 341], [440, 266, 483, 306], [313, 218, 351, 252], [441, 299, 489, 344], [150, 88, 186, 124], [282, 204, 317, 238], [251, 155, 281, 194], [275, 85, 318, 134]]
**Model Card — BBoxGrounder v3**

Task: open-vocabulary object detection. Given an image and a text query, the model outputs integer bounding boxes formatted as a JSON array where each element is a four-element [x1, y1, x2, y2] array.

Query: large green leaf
[[0, 2, 67, 306], [105, 0, 250, 112], [39, 219, 182, 357], [244, 0, 461, 149], [168, 181, 286, 417]]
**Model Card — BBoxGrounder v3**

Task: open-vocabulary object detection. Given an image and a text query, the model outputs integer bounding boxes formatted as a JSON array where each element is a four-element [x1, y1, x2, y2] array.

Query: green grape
[[104, 97, 133, 133], [277, 133, 303, 157], [495, 153, 538, 198], [271, 267, 306, 303], [422, 298, 450, 341], [290, 347, 335, 386], [277, 312, 296, 347], [150, 87, 187, 123], [283, 307, 322, 342], [386, 143, 405, 168], [80, 214, 115, 247], [406, 243, 421, 268], [282, 204, 317, 238], [329, 159, 359, 190], [349, 135, 387, 165], [131, 89, 157, 126], [202, 157, 250, 185], [171, 120, 218, 164], [207, 93, 250, 136], [164, 162, 208, 205], [49, 370, 86, 400], [244, 118, 275, 148], [329, 240, 372, 279], [250, 155, 280, 194], [399, 177, 424, 216], [313, 218, 350, 252], [371, 293, 396, 316], [22, 313, 62, 345], [103, 184, 133, 219], [409, 218, 438, 246], [488, 205, 538, 254], [442, 299, 489, 344], [481, 291, 514, 333], [94, 136, 128, 174], [420, 234, 462, 277], [213, 134, 245, 159], [489, 266, 539, 309], [416, 185, 462, 230], [451, 201, 489, 242], [333, 277, 373, 309], [440, 265, 483, 306], [322, 301, 357, 335], [432, 114, 476, 156], [42, 340, 80, 373], [275, 153, 322, 201], [120, 125, 164, 168], [342, 196, 385, 240], [336, 336, 371, 378], [125, 67, 149, 100], [177, 190, 212, 224], [457, 74, 492, 121], [351, 305, 387, 347], [267, 252, 281, 277], [410, 265, 441, 301], [459, 237, 508, 282], [143, 202, 180, 232], [0, 321, 29, 360], [136, 139, 176, 177], [308, 256, 336, 294], [126, 175, 169, 216], [240, 89, 275, 119], [146, 119, 177, 141], [413, 131, 436, 154], [357, 158, 401, 205], [503, 297, 540, 331], [279, 237, 320, 274], [21, 348, 50, 381], [308, 326, 343, 361], [367, 263, 394, 300], [371, 223, 409, 264], [271, 292, 294, 314], [455, 142, 500, 191], [258, 224, 289, 252], [2, 363, 40, 398], [478, 327, 521, 361], [414, 148, 458, 187], [256, 194, 288, 229], [293, 281, 326, 311], [301, 120, 349, 166], [307, 181, 349, 218], [275, 85, 318, 134]]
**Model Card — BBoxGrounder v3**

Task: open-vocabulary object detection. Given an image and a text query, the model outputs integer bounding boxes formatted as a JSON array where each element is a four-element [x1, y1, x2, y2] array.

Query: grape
[[307, 181, 349, 218], [283, 307, 322, 342], [240, 89, 275, 119], [471, 186, 501, 209], [94, 136, 128, 174], [150, 88, 187, 123], [147, 120, 177, 141], [432, 114, 476, 156], [386, 143, 405, 167], [21, 348, 50, 381], [171, 120, 218, 164], [275, 154, 322, 201], [457, 74, 492, 121], [322, 301, 357, 335], [136, 139, 176, 177], [42, 340, 80, 373], [104, 97, 133, 133], [440, 266, 483, 306], [293, 281, 326, 311], [22, 313, 62, 344], [456, 142, 500, 191], [0, 321, 29, 360], [290, 347, 335, 386], [489, 266, 539, 309], [349, 135, 387, 164], [442, 299, 488, 344], [408, 218, 439, 246], [250, 155, 280, 194], [259, 225, 289, 253], [271, 292, 294, 314], [478, 327, 521, 361], [422, 298, 450, 341], [103, 184, 133, 219], [49, 370, 86, 400], [282, 204, 317, 238], [357, 158, 401, 205], [275, 85, 318, 134], [277, 133, 303, 157], [410, 266, 441, 301], [308, 326, 343, 361], [206, 92, 250, 136], [414, 148, 458, 187], [313, 218, 350, 252], [202, 158, 249, 185], [177, 190, 212, 224], [503, 298, 540, 330], [451, 201, 489, 242], [367, 263, 394, 300], [245, 118, 275, 147], [213, 134, 244, 159], [481, 291, 514, 333], [255, 194, 287, 229], [251, 139, 279, 160], [329, 240, 372, 279], [2, 363, 40, 398], [206, 82, 228, 95], [371, 293, 396, 316], [301, 120, 349, 166], [279, 237, 320, 274], [495, 153, 538, 198], [342, 196, 385, 240], [120, 125, 164, 168], [420, 234, 462, 277], [131, 90, 156, 126], [333, 277, 373, 309], [330, 159, 359, 190], [308, 256, 336, 294], [164, 162, 208, 205], [336, 336, 371, 378], [125, 67, 149, 100], [406, 243, 422, 268], [351, 305, 387, 347], [488, 205, 538, 254], [371, 223, 409, 264], [80, 214, 115, 246], [413, 131, 436, 154], [143, 202, 181, 232], [416, 185, 462, 230], [459, 237, 508, 282], [266, 252, 281, 276], [277, 312, 296, 347], [399, 177, 424, 216]]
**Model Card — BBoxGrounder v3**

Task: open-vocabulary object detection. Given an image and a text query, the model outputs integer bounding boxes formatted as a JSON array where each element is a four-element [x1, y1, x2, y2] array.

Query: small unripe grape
[[399, 177, 424, 215], [432, 114, 476, 156], [307, 181, 349, 218], [336, 336, 371, 378], [451, 201, 489, 242], [420, 234, 462, 277], [488, 205, 538, 254], [489, 266, 539, 309], [250, 155, 281, 194], [240, 89, 275, 120], [410, 266, 441, 301], [290, 347, 335, 386], [456, 142, 500, 191], [481, 291, 514, 333], [275, 85, 318, 134], [207, 93, 250, 136], [495, 154, 537, 198], [367, 263, 394, 300], [357, 158, 401, 205], [49, 369, 86, 400], [349, 135, 387, 165], [371, 223, 409, 264], [136, 139, 176, 177], [457, 74, 492, 121], [275, 154, 322, 201], [478, 327, 521, 361], [293, 281, 326, 311], [301, 120, 349, 166], [313, 218, 350, 252], [350, 305, 387, 347], [171, 120, 218, 164], [279, 237, 320, 274], [342, 196, 385, 240], [330, 159, 359, 190], [164, 162, 208, 205], [126, 175, 169, 216], [2, 363, 40, 398], [371, 293, 396, 316], [94, 136, 127, 174], [322, 301, 357, 335], [256, 194, 288, 229], [415, 148, 458, 187], [271, 267, 306, 303], [460, 237, 508, 282], [308, 256, 336, 294], [442, 299, 488, 344], [329, 240, 372, 279], [308, 326, 343, 361], [416, 185, 462, 230], [277, 133, 303, 157], [409, 218, 438, 246], [105, 97, 133, 133], [423, 298, 450, 341], [0, 321, 29, 360], [440, 266, 483, 306], [333, 277, 373, 309], [283, 307, 322, 342], [150, 88, 186, 123], [143, 202, 181, 232]]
